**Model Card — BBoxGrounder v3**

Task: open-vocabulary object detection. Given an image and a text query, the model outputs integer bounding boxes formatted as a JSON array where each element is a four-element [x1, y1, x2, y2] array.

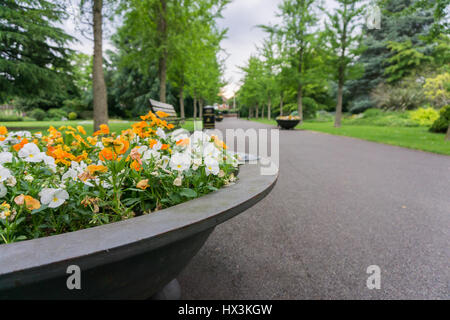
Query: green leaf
[[31, 204, 49, 214], [179, 188, 197, 198]]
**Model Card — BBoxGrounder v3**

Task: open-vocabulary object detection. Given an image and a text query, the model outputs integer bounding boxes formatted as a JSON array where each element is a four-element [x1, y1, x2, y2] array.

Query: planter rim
[[0, 161, 278, 289]]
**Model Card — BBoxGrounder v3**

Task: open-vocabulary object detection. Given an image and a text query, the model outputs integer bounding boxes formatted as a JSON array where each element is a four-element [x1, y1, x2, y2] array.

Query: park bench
[[149, 98, 184, 127]]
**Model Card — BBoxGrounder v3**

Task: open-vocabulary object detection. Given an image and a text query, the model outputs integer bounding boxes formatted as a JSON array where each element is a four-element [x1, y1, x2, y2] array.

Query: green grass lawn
[[2, 119, 195, 135], [250, 118, 450, 156]]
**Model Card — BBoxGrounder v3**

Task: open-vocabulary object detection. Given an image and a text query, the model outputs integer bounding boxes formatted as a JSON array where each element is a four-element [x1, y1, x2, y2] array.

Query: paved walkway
[[179, 118, 450, 299]]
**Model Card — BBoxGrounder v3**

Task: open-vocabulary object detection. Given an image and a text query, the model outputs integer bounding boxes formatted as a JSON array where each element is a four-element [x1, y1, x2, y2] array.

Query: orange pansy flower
[[130, 160, 141, 171], [0, 126, 7, 135], [93, 124, 110, 136], [13, 138, 29, 151], [99, 147, 116, 161], [87, 165, 108, 175]]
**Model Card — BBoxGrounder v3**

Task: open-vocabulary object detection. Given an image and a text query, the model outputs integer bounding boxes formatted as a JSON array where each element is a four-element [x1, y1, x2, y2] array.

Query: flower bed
[[0, 111, 238, 245]]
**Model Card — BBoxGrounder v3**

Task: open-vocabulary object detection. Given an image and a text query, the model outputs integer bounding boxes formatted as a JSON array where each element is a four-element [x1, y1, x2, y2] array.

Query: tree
[[120, 0, 227, 115], [323, 0, 364, 127], [0, 0, 74, 101], [346, 0, 435, 113], [261, 0, 319, 120], [238, 56, 264, 118], [78, 0, 114, 130]]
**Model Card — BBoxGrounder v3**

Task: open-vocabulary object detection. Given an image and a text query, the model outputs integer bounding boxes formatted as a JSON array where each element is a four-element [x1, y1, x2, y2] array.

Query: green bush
[[409, 107, 439, 126], [46, 108, 67, 120], [430, 106, 450, 133], [30, 108, 46, 121], [363, 108, 383, 118], [345, 110, 418, 127], [371, 80, 427, 111], [68, 112, 78, 120], [287, 97, 318, 119], [349, 97, 375, 114], [0, 115, 23, 122]]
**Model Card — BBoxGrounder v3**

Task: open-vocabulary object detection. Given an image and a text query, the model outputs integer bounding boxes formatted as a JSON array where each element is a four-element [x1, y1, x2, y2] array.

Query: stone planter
[[276, 119, 300, 130], [0, 161, 278, 299]]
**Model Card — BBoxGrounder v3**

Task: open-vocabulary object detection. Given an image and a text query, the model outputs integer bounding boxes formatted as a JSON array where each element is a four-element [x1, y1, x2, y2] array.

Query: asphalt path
[[178, 118, 449, 299]]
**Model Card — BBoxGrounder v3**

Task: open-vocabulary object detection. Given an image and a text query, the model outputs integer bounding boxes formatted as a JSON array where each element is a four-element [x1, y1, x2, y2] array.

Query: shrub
[[430, 106, 450, 133], [349, 97, 375, 114], [371, 80, 427, 111], [313, 110, 334, 122], [363, 108, 383, 118], [47, 108, 67, 120], [409, 107, 439, 126], [68, 112, 78, 120], [30, 108, 46, 121], [423, 72, 450, 108], [287, 97, 318, 119]]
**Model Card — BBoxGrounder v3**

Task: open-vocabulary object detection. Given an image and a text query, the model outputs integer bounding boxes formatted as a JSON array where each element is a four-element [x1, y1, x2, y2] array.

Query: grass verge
[[250, 118, 450, 156]]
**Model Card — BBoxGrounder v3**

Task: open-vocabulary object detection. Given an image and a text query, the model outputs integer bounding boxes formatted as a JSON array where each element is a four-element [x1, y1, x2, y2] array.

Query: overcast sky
[[64, 0, 339, 99]]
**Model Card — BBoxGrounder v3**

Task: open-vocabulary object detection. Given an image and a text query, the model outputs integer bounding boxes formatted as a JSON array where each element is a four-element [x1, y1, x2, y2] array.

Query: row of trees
[[1, 0, 228, 129], [237, 0, 449, 138]]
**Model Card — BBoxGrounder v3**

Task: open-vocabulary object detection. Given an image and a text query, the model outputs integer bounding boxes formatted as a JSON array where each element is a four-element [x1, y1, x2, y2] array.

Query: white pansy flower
[[39, 188, 69, 208], [204, 157, 220, 176], [18, 143, 43, 163], [203, 142, 220, 160], [71, 161, 87, 174], [5, 176, 16, 187], [42, 154, 57, 172], [173, 175, 182, 186], [0, 183, 6, 198], [143, 149, 160, 161], [152, 140, 162, 151], [24, 174, 34, 182], [62, 169, 79, 182], [156, 127, 167, 139], [160, 155, 170, 169], [192, 157, 202, 171], [169, 152, 191, 172], [0, 167, 12, 182], [0, 152, 13, 164], [137, 146, 148, 155]]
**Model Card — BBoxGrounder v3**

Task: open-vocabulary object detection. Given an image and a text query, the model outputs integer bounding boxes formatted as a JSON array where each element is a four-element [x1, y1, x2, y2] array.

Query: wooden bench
[[149, 98, 184, 127]]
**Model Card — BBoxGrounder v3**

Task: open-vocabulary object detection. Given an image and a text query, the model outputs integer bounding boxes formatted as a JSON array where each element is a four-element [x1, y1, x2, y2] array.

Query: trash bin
[[203, 106, 215, 129], [216, 111, 224, 122]]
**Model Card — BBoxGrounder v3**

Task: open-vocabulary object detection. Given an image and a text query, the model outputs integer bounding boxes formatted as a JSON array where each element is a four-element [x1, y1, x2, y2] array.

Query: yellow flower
[[77, 126, 87, 135], [93, 124, 110, 136], [87, 165, 108, 175], [136, 179, 149, 190]]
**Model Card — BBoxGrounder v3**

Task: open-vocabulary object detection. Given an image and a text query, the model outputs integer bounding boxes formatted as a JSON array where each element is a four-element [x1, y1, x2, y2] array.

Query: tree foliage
[[0, 0, 74, 101]]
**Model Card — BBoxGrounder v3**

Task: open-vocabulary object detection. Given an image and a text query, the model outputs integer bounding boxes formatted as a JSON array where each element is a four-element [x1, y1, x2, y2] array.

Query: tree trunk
[[193, 95, 197, 120], [446, 124, 450, 141], [199, 99, 203, 118], [261, 103, 265, 118], [255, 104, 259, 118], [335, 72, 344, 128], [179, 84, 185, 121], [297, 47, 304, 120], [280, 94, 284, 116], [157, 0, 167, 103], [297, 84, 303, 120], [268, 97, 271, 120], [92, 0, 108, 131]]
